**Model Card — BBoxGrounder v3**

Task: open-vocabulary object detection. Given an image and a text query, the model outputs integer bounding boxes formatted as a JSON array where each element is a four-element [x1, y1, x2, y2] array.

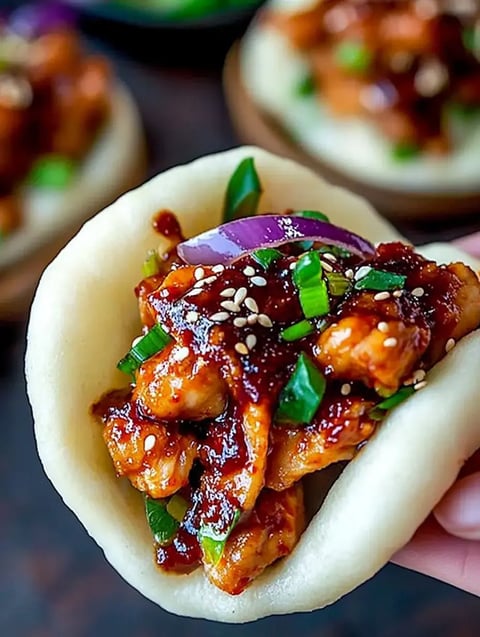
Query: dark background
[[2, 5, 480, 636]]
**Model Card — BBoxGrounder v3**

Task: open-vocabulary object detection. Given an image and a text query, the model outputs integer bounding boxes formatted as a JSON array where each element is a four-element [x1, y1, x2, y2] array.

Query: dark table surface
[[2, 20, 480, 637]]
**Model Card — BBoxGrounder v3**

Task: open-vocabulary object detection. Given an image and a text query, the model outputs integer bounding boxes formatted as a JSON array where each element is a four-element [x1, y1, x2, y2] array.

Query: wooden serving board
[[223, 43, 480, 221]]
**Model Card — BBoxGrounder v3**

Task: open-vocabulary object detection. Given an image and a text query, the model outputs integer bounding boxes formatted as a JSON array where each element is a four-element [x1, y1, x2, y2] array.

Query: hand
[[392, 233, 480, 596]]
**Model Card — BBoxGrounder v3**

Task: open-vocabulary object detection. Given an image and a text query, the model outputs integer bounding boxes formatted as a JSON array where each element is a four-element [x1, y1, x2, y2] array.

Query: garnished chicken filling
[[0, 26, 110, 239], [271, 0, 480, 156], [94, 210, 480, 595]]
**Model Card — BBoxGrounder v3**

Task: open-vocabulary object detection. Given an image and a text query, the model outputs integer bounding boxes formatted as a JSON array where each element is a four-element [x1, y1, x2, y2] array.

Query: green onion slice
[[281, 319, 314, 342], [143, 249, 160, 277], [369, 386, 415, 421], [223, 157, 262, 222], [145, 496, 179, 546], [117, 324, 173, 376], [391, 142, 421, 163], [199, 510, 241, 566], [335, 40, 372, 73], [253, 247, 282, 270], [294, 210, 330, 223], [295, 72, 316, 97], [354, 268, 406, 291], [293, 250, 322, 287], [326, 272, 351, 296], [299, 283, 330, 319], [276, 352, 326, 426], [166, 494, 189, 522], [27, 155, 76, 189]]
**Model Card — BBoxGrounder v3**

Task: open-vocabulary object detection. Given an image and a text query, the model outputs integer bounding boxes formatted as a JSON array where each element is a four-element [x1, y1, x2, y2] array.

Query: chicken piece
[[267, 396, 376, 491], [134, 346, 227, 421], [103, 405, 197, 499], [204, 484, 305, 595], [444, 263, 480, 345], [316, 314, 430, 395]]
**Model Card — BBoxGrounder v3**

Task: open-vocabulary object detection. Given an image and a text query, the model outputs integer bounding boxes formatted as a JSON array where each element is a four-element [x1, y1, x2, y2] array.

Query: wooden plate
[[223, 43, 480, 221]]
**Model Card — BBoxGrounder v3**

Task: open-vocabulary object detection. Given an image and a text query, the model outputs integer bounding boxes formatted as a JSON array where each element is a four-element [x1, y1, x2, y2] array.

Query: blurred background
[[2, 1, 480, 635]]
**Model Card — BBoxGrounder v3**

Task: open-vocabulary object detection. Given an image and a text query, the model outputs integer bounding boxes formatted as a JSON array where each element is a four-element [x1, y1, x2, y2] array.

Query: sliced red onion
[[177, 214, 375, 265], [9, 3, 75, 38]]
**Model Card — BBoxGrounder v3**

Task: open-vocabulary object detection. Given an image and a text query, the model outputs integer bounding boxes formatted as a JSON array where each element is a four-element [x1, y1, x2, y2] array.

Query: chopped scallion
[[391, 142, 421, 163], [295, 72, 316, 97], [281, 319, 313, 342], [293, 250, 323, 288], [199, 510, 241, 565], [326, 272, 351, 296], [143, 249, 160, 277], [369, 386, 415, 420], [294, 210, 330, 223], [299, 282, 330, 318], [166, 494, 189, 522], [27, 154, 76, 189], [117, 324, 173, 376], [354, 268, 406, 291], [253, 247, 282, 270], [223, 157, 262, 222], [335, 40, 372, 73], [276, 352, 326, 425], [145, 496, 179, 546]]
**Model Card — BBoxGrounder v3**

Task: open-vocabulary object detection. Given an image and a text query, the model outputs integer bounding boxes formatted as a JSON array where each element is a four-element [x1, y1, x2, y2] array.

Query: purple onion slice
[[9, 2, 75, 38]]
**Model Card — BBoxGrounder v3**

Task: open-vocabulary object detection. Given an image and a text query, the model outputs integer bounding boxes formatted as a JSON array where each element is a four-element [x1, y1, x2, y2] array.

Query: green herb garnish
[[369, 387, 415, 420], [27, 155, 76, 189], [326, 272, 351, 296], [281, 319, 314, 342], [391, 142, 421, 163], [199, 510, 241, 565], [142, 249, 160, 277], [253, 247, 282, 270], [335, 40, 372, 74], [295, 72, 316, 97], [276, 352, 326, 425], [117, 324, 173, 377], [294, 251, 330, 318], [145, 496, 179, 546], [294, 210, 330, 223], [354, 269, 406, 291], [223, 157, 262, 222]]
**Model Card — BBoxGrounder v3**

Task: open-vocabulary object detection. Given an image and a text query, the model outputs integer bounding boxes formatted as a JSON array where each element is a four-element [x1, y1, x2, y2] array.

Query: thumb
[[434, 473, 480, 540]]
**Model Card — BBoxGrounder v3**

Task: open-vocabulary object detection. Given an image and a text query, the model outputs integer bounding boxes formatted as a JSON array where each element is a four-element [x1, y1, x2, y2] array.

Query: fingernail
[[434, 473, 480, 540]]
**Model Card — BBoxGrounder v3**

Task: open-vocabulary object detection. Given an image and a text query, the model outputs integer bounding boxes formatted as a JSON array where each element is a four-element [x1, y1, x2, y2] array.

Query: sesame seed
[[187, 288, 202, 297], [194, 267, 205, 281], [220, 288, 235, 298], [203, 276, 217, 285], [289, 262, 297, 270], [251, 276, 267, 287], [220, 300, 241, 313], [341, 383, 351, 396], [173, 346, 189, 362], [186, 311, 199, 323], [234, 317, 248, 328], [354, 266, 372, 281], [243, 266, 256, 277], [321, 260, 334, 273], [322, 252, 337, 263], [193, 280, 206, 288], [393, 290, 403, 298], [235, 342, 249, 355], [247, 314, 258, 325], [246, 334, 257, 350], [445, 338, 456, 353], [144, 434, 156, 452], [414, 380, 428, 391], [377, 321, 389, 333], [413, 369, 426, 383], [345, 269, 354, 279], [411, 287, 425, 298], [212, 264, 225, 273], [258, 314, 273, 328], [210, 312, 229, 322], [414, 58, 448, 98], [374, 291, 391, 301], [383, 337, 398, 348], [245, 297, 259, 313], [234, 287, 247, 305]]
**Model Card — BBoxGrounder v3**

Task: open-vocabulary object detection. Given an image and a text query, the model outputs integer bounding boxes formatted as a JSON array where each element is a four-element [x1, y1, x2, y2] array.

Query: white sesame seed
[[411, 287, 425, 298], [234, 317, 248, 328], [340, 383, 351, 396], [413, 369, 426, 383], [414, 380, 428, 391], [251, 276, 267, 287], [393, 290, 403, 298], [203, 276, 217, 285], [321, 260, 334, 273], [322, 252, 337, 263], [235, 342, 249, 355], [220, 300, 241, 313], [345, 269, 354, 279], [210, 312, 230, 322], [220, 288, 235, 298], [383, 337, 398, 348], [289, 261, 297, 270], [445, 338, 456, 353], [187, 288, 202, 297], [354, 266, 372, 281], [414, 57, 448, 98], [246, 334, 257, 350], [247, 314, 258, 325], [144, 434, 156, 452], [245, 297, 259, 313], [193, 280, 205, 288], [194, 267, 205, 281], [377, 321, 389, 333], [374, 291, 391, 301], [243, 266, 256, 277], [173, 346, 189, 362], [186, 311, 199, 323], [212, 264, 225, 273], [234, 287, 247, 305], [257, 314, 273, 328]]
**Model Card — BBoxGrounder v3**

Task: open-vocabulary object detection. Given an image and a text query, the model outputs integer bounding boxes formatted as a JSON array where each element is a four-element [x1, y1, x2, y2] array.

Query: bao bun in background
[[26, 147, 480, 622], [230, 0, 480, 219]]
